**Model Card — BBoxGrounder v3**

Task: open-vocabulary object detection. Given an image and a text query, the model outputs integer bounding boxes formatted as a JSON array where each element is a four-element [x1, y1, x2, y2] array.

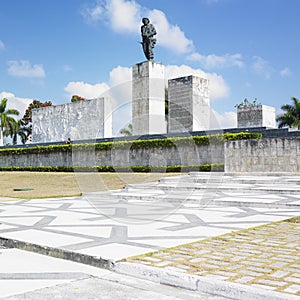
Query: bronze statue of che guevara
[[141, 17, 157, 61]]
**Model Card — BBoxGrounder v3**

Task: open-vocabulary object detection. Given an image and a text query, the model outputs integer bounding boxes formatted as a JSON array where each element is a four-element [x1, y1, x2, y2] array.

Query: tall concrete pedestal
[[132, 61, 165, 135], [168, 75, 210, 133]]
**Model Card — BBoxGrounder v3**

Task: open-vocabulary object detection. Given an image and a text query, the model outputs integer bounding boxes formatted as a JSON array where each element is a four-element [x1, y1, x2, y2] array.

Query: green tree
[[234, 98, 261, 109], [0, 98, 20, 146], [71, 95, 87, 102], [276, 97, 300, 129], [11, 119, 31, 145], [165, 87, 168, 120], [119, 123, 133, 136], [21, 100, 52, 143]]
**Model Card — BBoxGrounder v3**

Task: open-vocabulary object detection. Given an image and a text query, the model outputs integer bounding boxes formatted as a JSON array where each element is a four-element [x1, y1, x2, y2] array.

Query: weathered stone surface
[[237, 105, 276, 128], [132, 61, 165, 135], [168, 75, 210, 133], [0, 142, 223, 168], [32, 98, 112, 143], [225, 137, 300, 172]]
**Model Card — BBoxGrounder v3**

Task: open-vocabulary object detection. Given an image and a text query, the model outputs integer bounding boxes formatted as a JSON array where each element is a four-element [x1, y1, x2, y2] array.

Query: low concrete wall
[[3, 134, 300, 173], [0, 143, 224, 168], [225, 137, 300, 172]]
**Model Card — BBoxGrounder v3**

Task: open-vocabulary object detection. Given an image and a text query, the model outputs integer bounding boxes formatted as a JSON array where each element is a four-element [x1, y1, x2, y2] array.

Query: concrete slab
[[0, 195, 299, 261], [0, 248, 111, 298], [0, 172, 299, 299]]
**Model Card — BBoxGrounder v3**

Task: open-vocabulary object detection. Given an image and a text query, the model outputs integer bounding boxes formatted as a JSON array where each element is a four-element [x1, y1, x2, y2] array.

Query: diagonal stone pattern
[[0, 172, 299, 298]]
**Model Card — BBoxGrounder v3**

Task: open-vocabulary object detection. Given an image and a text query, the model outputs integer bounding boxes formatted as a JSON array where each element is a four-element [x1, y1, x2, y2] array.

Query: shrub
[[0, 132, 262, 156], [0, 163, 224, 173]]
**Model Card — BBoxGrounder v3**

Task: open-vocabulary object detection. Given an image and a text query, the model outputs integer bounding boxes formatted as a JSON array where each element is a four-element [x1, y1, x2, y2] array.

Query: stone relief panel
[[32, 98, 112, 143]]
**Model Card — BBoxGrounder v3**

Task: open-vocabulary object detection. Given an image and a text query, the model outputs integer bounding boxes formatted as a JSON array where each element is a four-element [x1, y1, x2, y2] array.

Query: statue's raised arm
[[141, 18, 157, 61]]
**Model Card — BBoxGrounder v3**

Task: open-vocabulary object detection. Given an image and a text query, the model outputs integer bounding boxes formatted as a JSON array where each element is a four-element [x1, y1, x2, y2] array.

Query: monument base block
[[168, 75, 210, 133], [132, 61, 165, 136], [237, 105, 276, 128]]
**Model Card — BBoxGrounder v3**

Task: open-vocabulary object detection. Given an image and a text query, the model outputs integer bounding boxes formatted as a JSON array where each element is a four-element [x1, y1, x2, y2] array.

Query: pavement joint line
[[1, 173, 300, 298], [0, 272, 88, 280], [0, 236, 115, 270], [0, 217, 299, 299]]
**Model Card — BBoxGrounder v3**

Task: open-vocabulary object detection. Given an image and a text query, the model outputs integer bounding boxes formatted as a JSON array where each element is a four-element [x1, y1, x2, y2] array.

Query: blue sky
[[1, 0, 300, 133]]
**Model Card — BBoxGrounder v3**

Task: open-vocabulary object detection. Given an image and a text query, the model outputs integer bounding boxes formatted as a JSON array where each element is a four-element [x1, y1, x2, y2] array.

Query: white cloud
[[64, 64, 229, 135], [0, 91, 33, 117], [82, 0, 244, 67], [107, 0, 141, 33], [0, 40, 4, 50], [64, 81, 110, 99], [252, 56, 273, 79], [81, 3, 104, 24], [81, 0, 141, 32], [280, 67, 291, 77], [109, 65, 131, 86], [82, 0, 194, 55], [7, 60, 46, 78], [188, 52, 244, 69], [210, 110, 237, 129], [64, 64, 229, 103], [165, 64, 229, 99], [149, 9, 194, 54]]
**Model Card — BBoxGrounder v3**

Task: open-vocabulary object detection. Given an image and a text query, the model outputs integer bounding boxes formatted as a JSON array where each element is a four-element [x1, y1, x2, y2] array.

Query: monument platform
[[0, 172, 299, 299]]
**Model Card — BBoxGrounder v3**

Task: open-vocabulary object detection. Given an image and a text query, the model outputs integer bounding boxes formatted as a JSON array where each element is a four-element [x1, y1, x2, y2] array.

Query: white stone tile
[[1, 229, 90, 247], [54, 226, 112, 237], [77, 243, 156, 260], [1, 216, 45, 226]]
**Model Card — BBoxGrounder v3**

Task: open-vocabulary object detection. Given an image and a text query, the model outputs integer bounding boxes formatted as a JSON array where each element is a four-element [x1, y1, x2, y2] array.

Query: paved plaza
[[125, 217, 300, 296], [0, 172, 299, 299]]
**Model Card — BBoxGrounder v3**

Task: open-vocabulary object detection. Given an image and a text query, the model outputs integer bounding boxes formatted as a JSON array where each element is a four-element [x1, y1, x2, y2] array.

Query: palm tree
[[11, 120, 30, 145], [0, 98, 20, 146], [276, 97, 300, 129], [119, 123, 133, 136]]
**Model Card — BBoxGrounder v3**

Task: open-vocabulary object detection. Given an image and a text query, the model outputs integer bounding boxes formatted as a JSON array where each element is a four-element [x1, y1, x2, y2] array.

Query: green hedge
[[0, 132, 262, 155], [0, 163, 224, 173]]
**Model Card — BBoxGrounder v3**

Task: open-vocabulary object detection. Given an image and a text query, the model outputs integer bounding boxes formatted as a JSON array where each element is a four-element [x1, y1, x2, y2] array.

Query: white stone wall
[[168, 75, 210, 133], [225, 137, 300, 172], [32, 98, 112, 143], [0, 142, 224, 168], [132, 61, 165, 135], [237, 105, 276, 128]]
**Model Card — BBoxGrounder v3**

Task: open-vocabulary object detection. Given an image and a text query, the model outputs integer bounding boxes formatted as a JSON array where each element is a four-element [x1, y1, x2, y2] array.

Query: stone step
[[124, 182, 300, 194], [85, 172, 300, 209], [89, 191, 300, 209], [159, 173, 300, 185]]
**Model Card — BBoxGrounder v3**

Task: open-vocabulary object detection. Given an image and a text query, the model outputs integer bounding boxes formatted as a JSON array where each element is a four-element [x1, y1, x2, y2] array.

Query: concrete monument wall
[[168, 75, 210, 133], [2, 133, 300, 173], [225, 137, 300, 172], [132, 61, 165, 135], [0, 142, 224, 168], [32, 98, 112, 143], [237, 105, 276, 128]]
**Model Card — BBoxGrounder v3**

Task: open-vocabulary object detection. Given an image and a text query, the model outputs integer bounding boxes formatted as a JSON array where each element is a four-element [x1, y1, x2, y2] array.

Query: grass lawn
[[0, 171, 184, 199]]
